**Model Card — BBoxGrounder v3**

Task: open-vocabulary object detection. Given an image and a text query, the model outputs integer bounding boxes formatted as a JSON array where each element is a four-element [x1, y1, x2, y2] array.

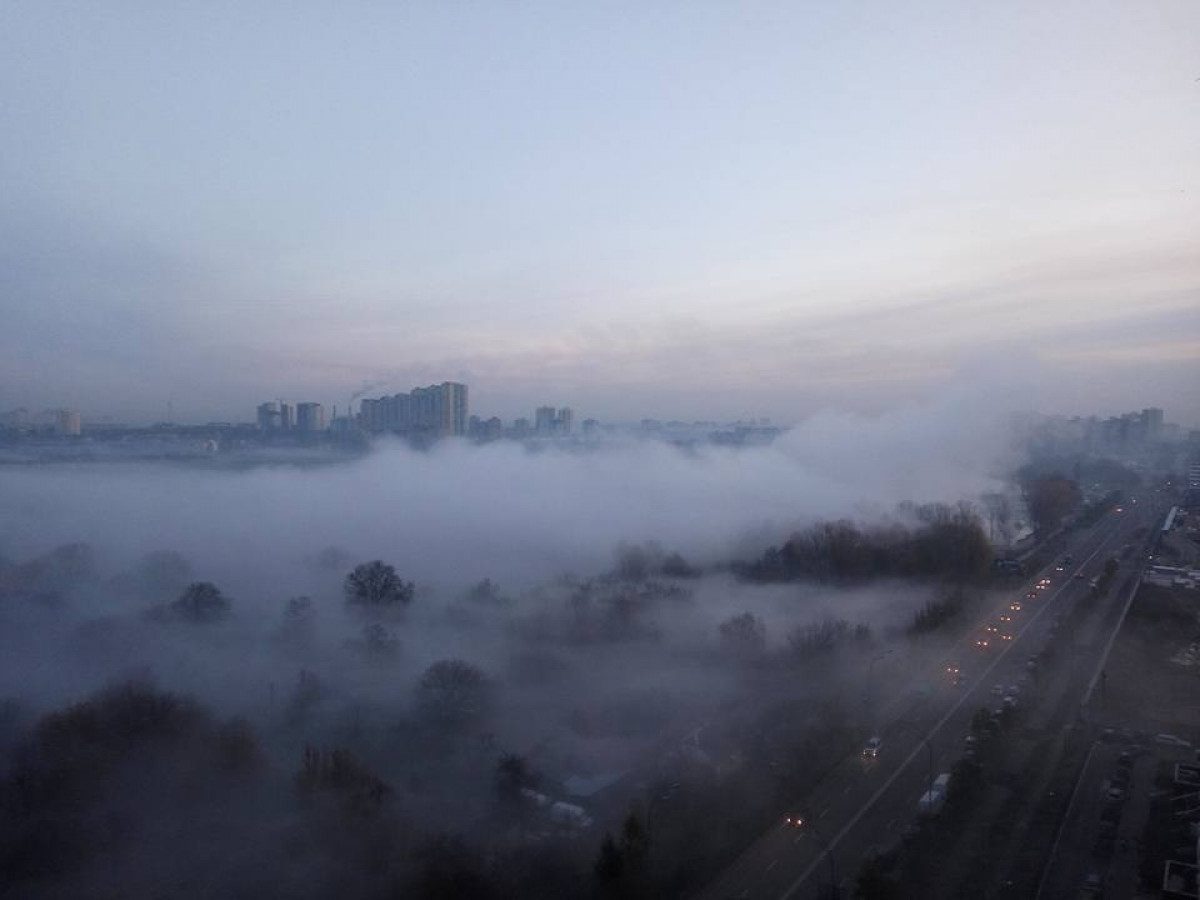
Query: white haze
[[0, 390, 1017, 596]]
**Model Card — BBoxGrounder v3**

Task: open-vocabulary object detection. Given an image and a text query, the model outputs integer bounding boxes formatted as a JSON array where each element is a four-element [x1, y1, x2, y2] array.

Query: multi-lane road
[[697, 498, 1159, 900]]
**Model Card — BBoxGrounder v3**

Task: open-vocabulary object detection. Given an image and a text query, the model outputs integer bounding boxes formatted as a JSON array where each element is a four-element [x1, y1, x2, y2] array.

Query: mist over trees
[[344, 560, 415, 609], [737, 502, 992, 583], [0, 417, 1081, 899], [1020, 474, 1083, 535]]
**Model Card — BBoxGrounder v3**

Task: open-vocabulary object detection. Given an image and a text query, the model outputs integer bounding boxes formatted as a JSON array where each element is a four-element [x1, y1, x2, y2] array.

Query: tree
[[359, 622, 399, 657], [855, 853, 900, 899], [495, 752, 537, 803], [343, 560, 414, 609], [415, 659, 489, 727], [411, 835, 496, 900], [169, 581, 231, 622], [594, 832, 624, 888], [1022, 475, 1082, 535], [619, 812, 648, 877], [295, 745, 390, 814], [719, 612, 767, 660], [981, 493, 1015, 548]]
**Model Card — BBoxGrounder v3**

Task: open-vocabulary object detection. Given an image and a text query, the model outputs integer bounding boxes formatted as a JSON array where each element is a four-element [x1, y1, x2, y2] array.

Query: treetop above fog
[[344, 560, 415, 609]]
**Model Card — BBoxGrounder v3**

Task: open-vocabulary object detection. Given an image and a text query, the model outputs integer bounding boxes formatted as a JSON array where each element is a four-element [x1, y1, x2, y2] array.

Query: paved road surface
[[696, 500, 1157, 900]]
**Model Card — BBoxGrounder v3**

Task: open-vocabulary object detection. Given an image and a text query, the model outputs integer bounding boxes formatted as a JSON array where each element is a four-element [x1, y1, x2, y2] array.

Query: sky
[[1, 1, 1198, 425]]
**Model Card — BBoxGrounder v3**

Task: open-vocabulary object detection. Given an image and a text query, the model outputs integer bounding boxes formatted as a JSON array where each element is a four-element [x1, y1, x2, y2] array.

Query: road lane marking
[[766, 860, 778, 873], [819, 807, 829, 819]]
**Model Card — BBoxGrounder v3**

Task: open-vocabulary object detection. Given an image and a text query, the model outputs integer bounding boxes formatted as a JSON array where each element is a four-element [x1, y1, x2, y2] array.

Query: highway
[[695, 499, 1157, 900]]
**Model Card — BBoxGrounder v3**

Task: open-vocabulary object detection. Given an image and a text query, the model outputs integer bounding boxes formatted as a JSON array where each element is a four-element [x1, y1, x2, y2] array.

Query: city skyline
[[2, 4, 1197, 424]]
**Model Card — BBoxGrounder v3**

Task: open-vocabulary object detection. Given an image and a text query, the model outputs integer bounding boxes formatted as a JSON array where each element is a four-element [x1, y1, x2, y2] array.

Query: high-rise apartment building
[[56, 409, 82, 436], [257, 401, 281, 430], [556, 407, 574, 435], [535, 406, 557, 435], [295, 402, 326, 433], [358, 382, 468, 437]]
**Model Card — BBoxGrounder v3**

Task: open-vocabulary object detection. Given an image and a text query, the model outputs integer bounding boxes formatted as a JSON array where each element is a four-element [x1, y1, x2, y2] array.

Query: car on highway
[[999, 613, 1013, 624], [783, 815, 805, 828], [1026, 590, 1038, 599], [974, 636, 990, 650], [1009, 601, 1022, 611], [991, 683, 1004, 697], [862, 736, 882, 759], [1074, 572, 1086, 580], [999, 632, 1014, 642], [984, 622, 999, 634]]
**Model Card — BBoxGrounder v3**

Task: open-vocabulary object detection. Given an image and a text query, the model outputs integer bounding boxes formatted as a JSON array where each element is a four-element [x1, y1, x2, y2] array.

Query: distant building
[[256, 401, 281, 431], [358, 382, 468, 438], [279, 403, 294, 431], [535, 406, 557, 436], [556, 407, 574, 435], [512, 418, 531, 438], [582, 418, 600, 437], [1141, 407, 1164, 440], [295, 402, 326, 433], [55, 409, 81, 436]]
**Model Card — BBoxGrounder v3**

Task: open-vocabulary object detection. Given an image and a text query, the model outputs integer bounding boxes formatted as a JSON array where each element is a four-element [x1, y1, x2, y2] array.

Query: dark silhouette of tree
[[169, 581, 231, 622], [284, 668, 321, 726], [466, 578, 508, 605], [359, 622, 399, 656], [738, 505, 991, 584], [855, 853, 900, 899], [594, 832, 625, 888], [295, 745, 390, 815], [1022, 475, 1082, 535], [415, 659, 489, 727], [0, 681, 257, 886], [495, 752, 537, 804], [620, 812, 648, 876], [343, 560, 414, 609], [410, 834, 497, 900]]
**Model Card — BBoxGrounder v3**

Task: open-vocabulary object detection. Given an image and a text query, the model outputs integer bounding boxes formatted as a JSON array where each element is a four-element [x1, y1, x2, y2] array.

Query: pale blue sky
[[2, 2, 1197, 423]]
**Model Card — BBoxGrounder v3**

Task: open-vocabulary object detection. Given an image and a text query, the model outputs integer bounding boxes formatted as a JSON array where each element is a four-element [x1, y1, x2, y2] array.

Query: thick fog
[[0, 393, 1016, 591], [0, 396, 1022, 898]]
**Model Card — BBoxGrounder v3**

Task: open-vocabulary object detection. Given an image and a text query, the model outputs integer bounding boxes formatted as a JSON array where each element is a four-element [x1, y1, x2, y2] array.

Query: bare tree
[[343, 560, 414, 609], [169, 582, 231, 623], [415, 659, 490, 726]]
